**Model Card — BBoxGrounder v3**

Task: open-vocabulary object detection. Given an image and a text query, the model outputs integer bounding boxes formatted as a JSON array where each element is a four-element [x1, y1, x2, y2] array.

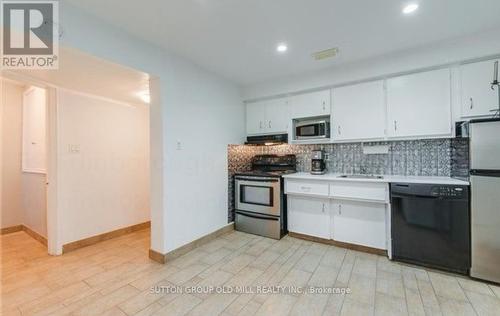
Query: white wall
[[242, 29, 500, 100], [22, 173, 47, 236], [1, 80, 48, 236], [1, 80, 24, 229], [162, 71, 243, 251], [58, 3, 245, 253], [56, 89, 150, 244]]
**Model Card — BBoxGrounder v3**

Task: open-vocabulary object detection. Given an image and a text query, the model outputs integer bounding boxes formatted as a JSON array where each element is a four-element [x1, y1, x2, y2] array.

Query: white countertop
[[283, 172, 470, 185]]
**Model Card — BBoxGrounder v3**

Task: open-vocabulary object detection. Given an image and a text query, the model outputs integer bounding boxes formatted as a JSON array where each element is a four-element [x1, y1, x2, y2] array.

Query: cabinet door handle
[[268, 121, 272, 129], [338, 204, 342, 215], [338, 126, 341, 135], [322, 101, 326, 111], [469, 97, 474, 109], [322, 203, 325, 212], [394, 120, 398, 131], [259, 121, 263, 129], [300, 186, 311, 192]]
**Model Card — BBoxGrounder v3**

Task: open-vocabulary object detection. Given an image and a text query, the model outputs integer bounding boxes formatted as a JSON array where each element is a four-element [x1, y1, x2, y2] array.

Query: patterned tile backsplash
[[227, 138, 469, 222]]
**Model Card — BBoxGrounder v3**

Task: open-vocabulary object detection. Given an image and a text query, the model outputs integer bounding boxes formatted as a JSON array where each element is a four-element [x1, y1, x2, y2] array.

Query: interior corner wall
[[1, 80, 48, 237], [59, 3, 246, 253], [56, 89, 150, 245], [22, 172, 47, 236]]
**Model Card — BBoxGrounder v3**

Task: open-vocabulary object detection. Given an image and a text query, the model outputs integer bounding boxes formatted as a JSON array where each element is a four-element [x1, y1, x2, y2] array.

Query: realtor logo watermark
[[1, 0, 59, 69]]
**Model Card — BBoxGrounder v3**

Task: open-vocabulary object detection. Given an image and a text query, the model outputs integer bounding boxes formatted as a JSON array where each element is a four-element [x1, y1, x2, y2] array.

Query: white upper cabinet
[[460, 60, 499, 118], [246, 101, 267, 135], [332, 80, 386, 141], [246, 98, 289, 135], [265, 98, 289, 133], [386, 69, 452, 139], [290, 90, 331, 119], [22, 87, 47, 174]]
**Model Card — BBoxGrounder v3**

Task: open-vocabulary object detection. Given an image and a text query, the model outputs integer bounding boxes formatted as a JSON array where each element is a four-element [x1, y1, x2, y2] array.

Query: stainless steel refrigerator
[[470, 118, 500, 282]]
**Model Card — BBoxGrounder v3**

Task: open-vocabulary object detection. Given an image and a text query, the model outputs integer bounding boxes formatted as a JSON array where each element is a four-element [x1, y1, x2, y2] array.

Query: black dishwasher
[[391, 183, 470, 275]]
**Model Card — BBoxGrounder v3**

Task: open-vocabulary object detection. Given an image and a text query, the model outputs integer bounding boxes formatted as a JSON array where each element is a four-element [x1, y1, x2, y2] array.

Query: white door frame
[[46, 87, 62, 255]]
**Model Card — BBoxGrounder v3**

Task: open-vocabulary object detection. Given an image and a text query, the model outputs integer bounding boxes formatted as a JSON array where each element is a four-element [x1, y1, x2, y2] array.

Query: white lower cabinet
[[286, 179, 390, 251], [332, 200, 387, 250], [287, 196, 330, 239]]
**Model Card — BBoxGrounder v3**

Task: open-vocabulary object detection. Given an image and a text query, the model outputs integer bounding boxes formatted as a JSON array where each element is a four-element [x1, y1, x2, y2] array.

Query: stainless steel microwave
[[294, 118, 330, 140]]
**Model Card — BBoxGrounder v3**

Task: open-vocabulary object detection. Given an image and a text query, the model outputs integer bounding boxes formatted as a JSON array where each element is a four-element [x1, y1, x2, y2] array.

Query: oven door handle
[[236, 211, 279, 221], [235, 177, 279, 183]]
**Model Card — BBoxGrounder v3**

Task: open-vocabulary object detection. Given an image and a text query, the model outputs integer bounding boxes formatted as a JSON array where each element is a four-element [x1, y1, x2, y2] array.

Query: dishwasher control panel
[[391, 183, 469, 200], [430, 186, 466, 198]]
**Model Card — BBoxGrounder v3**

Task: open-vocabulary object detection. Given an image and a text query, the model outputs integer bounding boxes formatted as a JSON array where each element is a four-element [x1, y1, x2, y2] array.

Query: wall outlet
[[176, 140, 182, 150]]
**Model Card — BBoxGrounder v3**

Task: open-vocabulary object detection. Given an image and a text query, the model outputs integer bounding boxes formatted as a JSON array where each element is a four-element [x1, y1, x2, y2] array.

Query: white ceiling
[[5, 47, 150, 105], [66, 0, 500, 85]]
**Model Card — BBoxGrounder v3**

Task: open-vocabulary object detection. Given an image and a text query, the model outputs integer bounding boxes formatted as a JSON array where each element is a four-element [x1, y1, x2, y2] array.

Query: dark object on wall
[[455, 121, 469, 138]]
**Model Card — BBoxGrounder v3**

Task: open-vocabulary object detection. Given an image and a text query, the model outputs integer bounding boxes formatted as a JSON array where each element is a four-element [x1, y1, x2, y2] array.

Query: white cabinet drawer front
[[333, 201, 387, 250], [285, 180, 329, 197], [330, 182, 388, 202], [288, 196, 330, 239]]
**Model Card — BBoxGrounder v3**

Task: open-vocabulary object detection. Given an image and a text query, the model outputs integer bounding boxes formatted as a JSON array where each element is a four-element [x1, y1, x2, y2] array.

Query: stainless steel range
[[234, 155, 296, 239]]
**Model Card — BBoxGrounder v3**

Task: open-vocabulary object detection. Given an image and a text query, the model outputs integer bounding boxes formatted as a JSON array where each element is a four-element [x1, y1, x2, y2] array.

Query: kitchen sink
[[338, 174, 384, 179]]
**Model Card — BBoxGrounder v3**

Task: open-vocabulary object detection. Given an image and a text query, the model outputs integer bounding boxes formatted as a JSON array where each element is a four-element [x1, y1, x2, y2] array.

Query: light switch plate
[[68, 144, 80, 153]]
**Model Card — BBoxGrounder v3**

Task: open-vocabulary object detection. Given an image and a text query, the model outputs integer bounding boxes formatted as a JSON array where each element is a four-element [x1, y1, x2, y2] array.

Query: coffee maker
[[311, 150, 327, 175]]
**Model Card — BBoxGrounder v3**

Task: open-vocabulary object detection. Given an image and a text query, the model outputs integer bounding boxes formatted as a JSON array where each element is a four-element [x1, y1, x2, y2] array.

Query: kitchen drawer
[[235, 211, 281, 240], [285, 180, 329, 197], [330, 182, 388, 203]]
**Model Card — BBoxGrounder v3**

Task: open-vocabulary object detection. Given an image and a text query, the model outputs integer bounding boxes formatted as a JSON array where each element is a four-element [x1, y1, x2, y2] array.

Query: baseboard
[[63, 221, 151, 253], [22, 225, 48, 246], [1, 225, 23, 235], [149, 249, 166, 264], [1, 225, 48, 246], [288, 231, 387, 256], [149, 222, 234, 264]]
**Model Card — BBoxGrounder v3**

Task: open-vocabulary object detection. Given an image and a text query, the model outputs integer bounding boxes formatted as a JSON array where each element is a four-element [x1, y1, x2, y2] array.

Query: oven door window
[[240, 185, 274, 207], [297, 125, 318, 137]]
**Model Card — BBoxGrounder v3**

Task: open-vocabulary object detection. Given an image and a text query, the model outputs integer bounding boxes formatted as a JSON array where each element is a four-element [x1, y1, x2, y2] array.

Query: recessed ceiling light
[[276, 44, 288, 53], [403, 3, 419, 14]]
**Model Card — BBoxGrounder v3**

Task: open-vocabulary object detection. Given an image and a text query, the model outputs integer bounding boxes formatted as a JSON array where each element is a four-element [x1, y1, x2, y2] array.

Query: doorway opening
[[1, 47, 155, 257], [1, 78, 49, 263]]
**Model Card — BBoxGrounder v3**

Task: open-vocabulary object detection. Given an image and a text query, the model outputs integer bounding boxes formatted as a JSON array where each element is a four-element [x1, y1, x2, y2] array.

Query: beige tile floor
[[2, 229, 500, 316]]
